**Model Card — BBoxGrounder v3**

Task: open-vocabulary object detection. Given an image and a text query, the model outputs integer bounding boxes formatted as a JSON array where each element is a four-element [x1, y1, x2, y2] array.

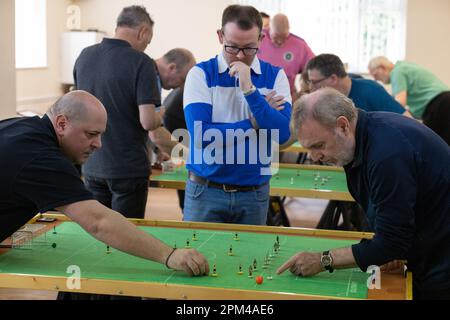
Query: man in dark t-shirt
[[0, 90, 209, 276], [74, 6, 163, 219]]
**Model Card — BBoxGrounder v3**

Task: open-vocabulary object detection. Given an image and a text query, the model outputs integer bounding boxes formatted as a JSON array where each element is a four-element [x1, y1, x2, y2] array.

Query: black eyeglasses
[[307, 77, 328, 86], [224, 45, 258, 56]]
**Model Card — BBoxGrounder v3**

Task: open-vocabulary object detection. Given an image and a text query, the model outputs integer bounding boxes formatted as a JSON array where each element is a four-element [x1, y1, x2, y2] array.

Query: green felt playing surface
[[0, 222, 369, 299], [153, 165, 349, 193]]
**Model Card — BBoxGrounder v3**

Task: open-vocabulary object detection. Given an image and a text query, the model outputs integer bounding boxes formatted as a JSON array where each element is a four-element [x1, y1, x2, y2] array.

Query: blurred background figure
[[368, 56, 450, 145], [258, 13, 315, 103], [260, 11, 270, 30]]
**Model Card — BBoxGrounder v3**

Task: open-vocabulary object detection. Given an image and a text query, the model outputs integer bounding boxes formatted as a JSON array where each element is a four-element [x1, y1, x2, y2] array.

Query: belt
[[188, 172, 261, 193]]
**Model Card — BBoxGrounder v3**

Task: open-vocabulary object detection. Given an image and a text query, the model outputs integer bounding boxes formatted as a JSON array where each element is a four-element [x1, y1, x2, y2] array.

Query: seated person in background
[[368, 56, 450, 145], [278, 88, 450, 300], [305, 54, 412, 117], [0, 91, 209, 277]]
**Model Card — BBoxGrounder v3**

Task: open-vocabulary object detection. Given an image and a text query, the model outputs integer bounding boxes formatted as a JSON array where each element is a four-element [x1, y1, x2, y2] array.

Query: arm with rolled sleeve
[[351, 153, 417, 271]]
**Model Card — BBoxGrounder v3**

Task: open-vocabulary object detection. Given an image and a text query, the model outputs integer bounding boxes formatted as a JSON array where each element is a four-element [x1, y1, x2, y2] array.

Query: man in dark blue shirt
[[278, 88, 450, 299], [0, 90, 209, 276], [305, 53, 413, 117]]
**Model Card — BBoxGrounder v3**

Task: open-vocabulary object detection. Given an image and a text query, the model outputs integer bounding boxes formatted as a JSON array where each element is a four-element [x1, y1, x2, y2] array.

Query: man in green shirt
[[368, 56, 450, 145]]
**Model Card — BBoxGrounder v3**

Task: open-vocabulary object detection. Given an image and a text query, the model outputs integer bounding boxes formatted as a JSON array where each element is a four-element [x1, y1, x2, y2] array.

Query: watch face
[[321, 255, 332, 266]]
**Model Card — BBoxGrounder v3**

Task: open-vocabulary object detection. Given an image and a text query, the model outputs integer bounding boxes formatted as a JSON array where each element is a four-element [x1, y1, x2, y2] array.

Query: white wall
[[0, 0, 17, 120], [74, 0, 234, 63], [406, 0, 450, 85], [16, 0, 73, 115]]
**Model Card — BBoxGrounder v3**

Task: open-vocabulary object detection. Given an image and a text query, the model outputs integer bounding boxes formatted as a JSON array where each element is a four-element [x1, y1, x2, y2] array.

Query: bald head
[[269, 14, 290, 46], [291, 87, 357, 133], [47, 90, 106, 124], [48, 91, 107, 165]]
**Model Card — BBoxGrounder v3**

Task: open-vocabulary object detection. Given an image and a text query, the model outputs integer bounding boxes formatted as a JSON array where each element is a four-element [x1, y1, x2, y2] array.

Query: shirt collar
[[217, 51, 262, 75], [41, 114, 58, 144], [345, 109, 367, 170]]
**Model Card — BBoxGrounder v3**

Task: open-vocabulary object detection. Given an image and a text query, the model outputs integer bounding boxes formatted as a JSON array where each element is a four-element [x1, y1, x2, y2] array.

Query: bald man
[[258, 13, 315, 102], [0, 91, 209, 277]]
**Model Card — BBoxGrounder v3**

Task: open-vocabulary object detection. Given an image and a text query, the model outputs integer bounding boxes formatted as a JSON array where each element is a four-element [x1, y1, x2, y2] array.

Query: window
[[237, 0, 407, 73], [15, 0, 47, 69]]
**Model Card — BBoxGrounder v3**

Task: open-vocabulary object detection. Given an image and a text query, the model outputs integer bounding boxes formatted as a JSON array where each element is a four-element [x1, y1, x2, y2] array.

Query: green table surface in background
[[152, 165, 350, 194]]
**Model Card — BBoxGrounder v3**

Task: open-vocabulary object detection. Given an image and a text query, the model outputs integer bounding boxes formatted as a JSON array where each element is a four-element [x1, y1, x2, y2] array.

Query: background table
[[150, 164, 354, 202]]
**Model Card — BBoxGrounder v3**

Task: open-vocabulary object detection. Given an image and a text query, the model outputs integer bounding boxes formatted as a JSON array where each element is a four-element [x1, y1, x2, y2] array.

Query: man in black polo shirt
[[277, 88, 450, 299], [73, 5, 163, 219], [0, 90, 209, 277]]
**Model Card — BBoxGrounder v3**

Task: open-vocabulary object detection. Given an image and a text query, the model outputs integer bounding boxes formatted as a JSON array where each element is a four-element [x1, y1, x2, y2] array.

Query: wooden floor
[[0, 188, 327, 300]]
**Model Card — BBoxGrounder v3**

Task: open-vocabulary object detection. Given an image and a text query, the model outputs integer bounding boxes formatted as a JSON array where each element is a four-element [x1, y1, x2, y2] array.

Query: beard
[[333, 131, 355, 166]]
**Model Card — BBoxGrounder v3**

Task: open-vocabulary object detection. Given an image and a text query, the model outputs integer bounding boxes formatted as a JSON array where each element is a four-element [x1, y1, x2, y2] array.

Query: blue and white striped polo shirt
[[183, 53, 292, 186]]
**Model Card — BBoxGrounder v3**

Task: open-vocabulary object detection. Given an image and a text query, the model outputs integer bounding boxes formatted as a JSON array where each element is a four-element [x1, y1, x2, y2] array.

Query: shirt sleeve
[[13, 153, 94, 213], [244, 69, 292, 144], [184, 66, 254, 149], [391, 68, 408, 96], [351, 151, 417, 271], [136, 56, 161, 106]]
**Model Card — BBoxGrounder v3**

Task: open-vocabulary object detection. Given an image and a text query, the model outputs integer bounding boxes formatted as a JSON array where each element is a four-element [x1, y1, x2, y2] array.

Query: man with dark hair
[[0, 90, 209, 277], [278, 87, 450, 300], [260, 11, 270, 29], [305, 53, 412, 116], [258, 13, 315, 102], [183, 4, 292, 225]]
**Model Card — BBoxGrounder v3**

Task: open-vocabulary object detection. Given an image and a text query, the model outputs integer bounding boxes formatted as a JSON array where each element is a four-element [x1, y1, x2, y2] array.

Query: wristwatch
[[243, 85, 256, 96], [321, 250, 334, 273]]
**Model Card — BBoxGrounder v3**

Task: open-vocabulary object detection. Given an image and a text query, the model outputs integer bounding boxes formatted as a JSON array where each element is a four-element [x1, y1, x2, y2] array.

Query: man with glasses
[[183, 4, 292, 225], [258, 13, 315, 102], [305, 54, 412, 117]]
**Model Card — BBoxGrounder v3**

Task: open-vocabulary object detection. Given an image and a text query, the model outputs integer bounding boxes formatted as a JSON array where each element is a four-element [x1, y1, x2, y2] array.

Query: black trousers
[[422, 91, 450, 146], [84, 175, 149, 219]]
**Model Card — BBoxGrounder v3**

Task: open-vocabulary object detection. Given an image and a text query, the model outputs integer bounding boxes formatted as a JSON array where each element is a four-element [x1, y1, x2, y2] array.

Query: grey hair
[[46, 93, 89, 122], [368, 56, 392, 71], [163, 48, 196, 70], [116, 5, 154, 29], [291, 87, 357, 133]]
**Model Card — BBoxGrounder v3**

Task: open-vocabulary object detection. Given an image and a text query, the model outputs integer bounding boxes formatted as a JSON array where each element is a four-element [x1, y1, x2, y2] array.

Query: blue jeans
[[84, 176, 148, 219], [183, 179, 270, 225]]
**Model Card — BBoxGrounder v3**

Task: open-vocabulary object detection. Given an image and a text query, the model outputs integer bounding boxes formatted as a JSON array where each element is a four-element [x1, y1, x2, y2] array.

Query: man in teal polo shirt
[[368, 56, 450, 145]]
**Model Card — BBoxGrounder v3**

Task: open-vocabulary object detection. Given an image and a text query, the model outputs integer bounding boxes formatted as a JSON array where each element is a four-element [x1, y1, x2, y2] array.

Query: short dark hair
[[222, 5, 262, 32], [260, 12, 270, 18], [117, 5, 154, 28], [305, 54, 347, 78]]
